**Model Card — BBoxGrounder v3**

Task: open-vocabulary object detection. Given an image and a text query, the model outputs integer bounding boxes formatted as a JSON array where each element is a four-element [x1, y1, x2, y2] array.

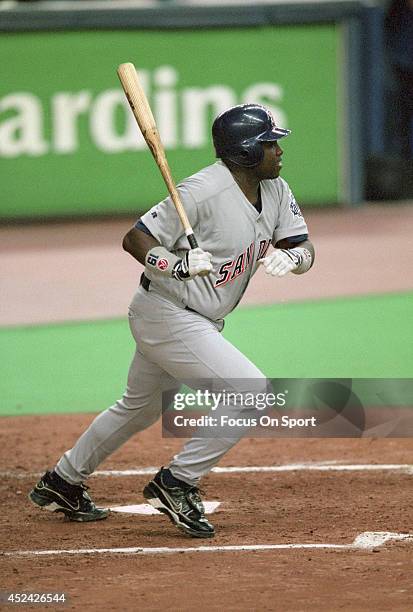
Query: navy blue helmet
[[212, 104, 290, 168]]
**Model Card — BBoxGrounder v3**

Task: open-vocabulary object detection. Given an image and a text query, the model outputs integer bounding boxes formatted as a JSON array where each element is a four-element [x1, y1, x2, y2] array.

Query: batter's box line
[[1, 462, 413, 479], [3, 532, 413, 558]]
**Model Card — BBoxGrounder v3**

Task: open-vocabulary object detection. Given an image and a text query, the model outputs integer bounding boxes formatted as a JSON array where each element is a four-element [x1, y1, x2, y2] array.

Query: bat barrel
[[117, 62, 198, 250]]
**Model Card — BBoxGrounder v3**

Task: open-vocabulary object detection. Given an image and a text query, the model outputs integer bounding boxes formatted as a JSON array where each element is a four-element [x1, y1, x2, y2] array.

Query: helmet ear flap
[[233, 148, 252, 166], [243, 141, 264, 167], [222, 141, 264, 168]]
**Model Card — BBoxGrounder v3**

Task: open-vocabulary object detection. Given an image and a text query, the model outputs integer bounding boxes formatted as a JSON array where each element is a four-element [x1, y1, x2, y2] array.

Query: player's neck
[[230, 169, 260, 206]]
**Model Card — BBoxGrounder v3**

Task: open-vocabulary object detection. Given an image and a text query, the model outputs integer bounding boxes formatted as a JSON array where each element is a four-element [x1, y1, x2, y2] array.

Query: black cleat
[[143, 468, 215, 538], [29, 470, 109, 522]]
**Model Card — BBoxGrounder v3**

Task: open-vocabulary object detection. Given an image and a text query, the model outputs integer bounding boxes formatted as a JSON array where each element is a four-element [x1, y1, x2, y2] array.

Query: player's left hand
[[259, 249, 300, 277]]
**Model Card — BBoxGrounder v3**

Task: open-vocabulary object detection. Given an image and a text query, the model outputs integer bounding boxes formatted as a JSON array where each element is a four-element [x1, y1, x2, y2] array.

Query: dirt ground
[[1, 418, 413, 611], [1, 203, 413, 610]]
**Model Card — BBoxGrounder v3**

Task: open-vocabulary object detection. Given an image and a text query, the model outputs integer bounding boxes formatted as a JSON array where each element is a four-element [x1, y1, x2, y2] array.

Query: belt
[[140, 273, 198, 315], [140, 273, 151, 292]]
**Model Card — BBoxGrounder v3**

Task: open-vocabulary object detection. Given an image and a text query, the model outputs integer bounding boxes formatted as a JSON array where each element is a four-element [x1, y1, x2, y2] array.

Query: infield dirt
[[1, 417, 413, 611]]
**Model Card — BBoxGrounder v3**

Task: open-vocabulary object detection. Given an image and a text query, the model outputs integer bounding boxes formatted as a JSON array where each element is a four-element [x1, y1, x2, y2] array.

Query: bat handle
[[186, 233, 199, 249]]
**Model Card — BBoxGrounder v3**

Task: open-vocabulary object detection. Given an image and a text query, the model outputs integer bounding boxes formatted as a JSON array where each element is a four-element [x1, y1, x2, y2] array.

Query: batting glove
[[259, 249, 302, 277], [173, 247, 213, 281]]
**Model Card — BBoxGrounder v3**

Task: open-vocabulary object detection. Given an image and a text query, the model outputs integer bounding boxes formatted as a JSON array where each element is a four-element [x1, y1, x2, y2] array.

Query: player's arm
[[260, 236, 315, 277], [123, 222, 212, 280], [123, 226, 159, 266]]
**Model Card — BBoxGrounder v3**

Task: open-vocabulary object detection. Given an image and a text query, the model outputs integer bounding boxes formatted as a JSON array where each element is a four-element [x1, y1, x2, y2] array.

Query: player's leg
[[138, 303, 267, 536], [122, 287, 266, 537], [29, 344, 178, 521], [148, 323, 266, 485], [55, 347, 178, 484], [131, 290, 267, 486]]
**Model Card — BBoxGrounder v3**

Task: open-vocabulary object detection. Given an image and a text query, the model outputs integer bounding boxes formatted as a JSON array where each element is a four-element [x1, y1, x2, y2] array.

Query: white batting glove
[[173, 247, 213, 281], [259, 249, 300, 277]]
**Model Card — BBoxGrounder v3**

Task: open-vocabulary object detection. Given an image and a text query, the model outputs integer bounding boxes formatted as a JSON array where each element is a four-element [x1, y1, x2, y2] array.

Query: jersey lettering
[[245, 242, 255, 266], [214, 241, 259, 288], [215, 261, 233, 287], [230, 253, 245, 281], [257, 239, 271, 261]]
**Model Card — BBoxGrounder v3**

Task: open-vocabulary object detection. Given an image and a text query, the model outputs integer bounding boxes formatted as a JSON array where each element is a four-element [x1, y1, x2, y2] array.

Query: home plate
[[110, 502, 221, 515]]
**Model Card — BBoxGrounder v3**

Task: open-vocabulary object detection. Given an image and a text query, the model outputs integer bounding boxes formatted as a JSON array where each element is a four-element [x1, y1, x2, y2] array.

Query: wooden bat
[[117, 62, 198, 249]]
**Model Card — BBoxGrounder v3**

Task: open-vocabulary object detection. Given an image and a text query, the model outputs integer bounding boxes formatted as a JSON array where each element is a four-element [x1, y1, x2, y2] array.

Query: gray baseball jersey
[[140, 161, 308, 321]]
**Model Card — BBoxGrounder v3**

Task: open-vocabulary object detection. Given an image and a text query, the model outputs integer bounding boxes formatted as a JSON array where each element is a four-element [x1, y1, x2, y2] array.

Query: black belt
[[140, 273, 151, 292], [140, 273, 198, 315]]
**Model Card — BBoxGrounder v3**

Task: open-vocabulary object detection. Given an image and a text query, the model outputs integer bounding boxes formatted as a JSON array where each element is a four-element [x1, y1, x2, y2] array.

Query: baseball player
[[29, 104, 315, 538]]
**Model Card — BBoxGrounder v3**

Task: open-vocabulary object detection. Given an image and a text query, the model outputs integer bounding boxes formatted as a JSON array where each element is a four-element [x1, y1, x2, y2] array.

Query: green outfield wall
[[0, 26, 341, 218]]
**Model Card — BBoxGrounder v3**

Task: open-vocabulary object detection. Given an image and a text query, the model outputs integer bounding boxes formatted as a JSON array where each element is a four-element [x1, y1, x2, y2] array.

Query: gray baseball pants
[[56, 286, 266, 486]]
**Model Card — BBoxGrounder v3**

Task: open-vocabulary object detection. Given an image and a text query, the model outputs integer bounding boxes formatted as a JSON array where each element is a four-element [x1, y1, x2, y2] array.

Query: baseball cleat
[[29, 470, 109, 522], [143, 468, 215, 538]]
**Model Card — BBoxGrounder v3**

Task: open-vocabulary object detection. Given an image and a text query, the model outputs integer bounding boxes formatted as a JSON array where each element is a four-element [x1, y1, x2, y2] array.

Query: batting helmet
[[212, 104, 290, 168]]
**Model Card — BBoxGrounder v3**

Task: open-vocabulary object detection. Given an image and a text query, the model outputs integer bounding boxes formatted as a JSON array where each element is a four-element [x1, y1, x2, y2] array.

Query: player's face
[[256, 142, 284, 179]]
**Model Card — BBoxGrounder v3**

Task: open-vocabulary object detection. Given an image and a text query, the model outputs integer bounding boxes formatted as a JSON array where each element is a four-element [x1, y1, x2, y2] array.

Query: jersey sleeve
[[134, 218, 154, 236], [272, 180, 308, 246], [140, 184, 198, 251]]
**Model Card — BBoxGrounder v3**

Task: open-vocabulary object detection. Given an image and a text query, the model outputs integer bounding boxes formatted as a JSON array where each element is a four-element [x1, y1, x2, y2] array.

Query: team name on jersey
[[215, 239, 271, 288]]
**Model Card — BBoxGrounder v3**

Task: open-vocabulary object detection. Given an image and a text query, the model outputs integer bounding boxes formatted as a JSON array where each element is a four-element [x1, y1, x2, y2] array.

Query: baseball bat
[[117, 62, 198, 249]]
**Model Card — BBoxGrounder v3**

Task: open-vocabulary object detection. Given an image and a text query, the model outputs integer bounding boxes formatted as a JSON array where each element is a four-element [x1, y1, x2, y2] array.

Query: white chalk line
[[2, 462, 413, 479], [4, 532, 413, 558], [95, 463, 413, 477]]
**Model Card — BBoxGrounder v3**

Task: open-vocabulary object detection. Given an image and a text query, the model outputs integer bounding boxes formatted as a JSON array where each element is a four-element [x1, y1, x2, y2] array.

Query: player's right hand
[[173, 248, 213, 281]]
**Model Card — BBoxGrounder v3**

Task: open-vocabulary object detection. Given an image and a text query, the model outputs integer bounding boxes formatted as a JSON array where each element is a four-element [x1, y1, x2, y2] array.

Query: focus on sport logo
[[157, 258, 169, 270]]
